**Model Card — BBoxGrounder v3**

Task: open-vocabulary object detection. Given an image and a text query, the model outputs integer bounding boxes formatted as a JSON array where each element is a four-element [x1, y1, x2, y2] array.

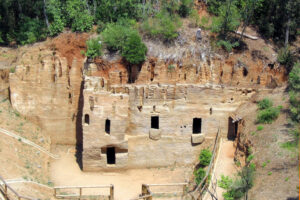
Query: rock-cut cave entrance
[[105, 119, 111, 134], [106, 147, 116, 165], [193, 118, 202, 134], [227, 117, 238, 140], [151, 116, 159, 129]]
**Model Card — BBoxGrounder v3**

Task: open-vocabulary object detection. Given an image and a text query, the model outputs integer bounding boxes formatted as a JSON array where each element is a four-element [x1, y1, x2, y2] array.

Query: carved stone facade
[[82, 74, 255, 171]]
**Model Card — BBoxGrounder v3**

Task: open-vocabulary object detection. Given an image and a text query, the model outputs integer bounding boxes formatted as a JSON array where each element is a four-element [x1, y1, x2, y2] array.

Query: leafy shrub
[[194, 168, 206, 185], [256, 125, 264, 131], [47, 0, 65, 36], [49, 15, 65, 36], [66, 0, 94, 32], [218, 165, 255, 200], [71, 12, 94, 32], [258, 98, 273, 110], [122, 32, 147, 64], [257, 107, 280, 124], [141, 11, 182, 42], [178, 0, 193, 17], [17, 17, 47, 45], [102, 20, 147, 65], [216, 39, 239, 52], [277, 47, 295, 72], [10, 67, 15, 73], [97, 21, 107, 33], [102, 22, 131, 51], [189, 9, 200, 27], [289, 62, 300, 92], [85, 37, 102, 59], [199, 149, 212, 167]]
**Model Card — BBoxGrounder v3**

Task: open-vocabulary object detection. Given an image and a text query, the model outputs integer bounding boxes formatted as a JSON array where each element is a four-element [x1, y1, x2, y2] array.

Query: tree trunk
[[43, 0, 49, 28], [17, 0, 22, 15], [93, 0, 97, 17], [84, 0, 91, 14], [285, 16, 291, 48]]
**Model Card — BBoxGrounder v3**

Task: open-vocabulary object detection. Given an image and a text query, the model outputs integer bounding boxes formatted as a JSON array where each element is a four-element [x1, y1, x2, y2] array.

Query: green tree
[[122, 32, 147, 64], [66, 0, 94, 32], [46, 0, 65, 36]]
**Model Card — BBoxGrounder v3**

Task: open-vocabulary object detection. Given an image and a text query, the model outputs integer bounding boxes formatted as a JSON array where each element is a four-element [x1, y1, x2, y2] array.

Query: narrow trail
[[0, 128, 59, 159], [204, 139, 236, 200]]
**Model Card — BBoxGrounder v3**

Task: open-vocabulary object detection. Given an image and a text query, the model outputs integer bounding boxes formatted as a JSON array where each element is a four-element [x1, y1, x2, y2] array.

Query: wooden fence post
[[182, 184, 187, 198], [53, 188, 56, 198], [110, 185, 114, 200], [4, 184, 7, 197]]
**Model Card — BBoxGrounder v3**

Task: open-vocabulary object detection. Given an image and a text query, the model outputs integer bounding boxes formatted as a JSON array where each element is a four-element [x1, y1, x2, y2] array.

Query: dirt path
[[204, 139, 236, 200], [50, 145, 194, 200]]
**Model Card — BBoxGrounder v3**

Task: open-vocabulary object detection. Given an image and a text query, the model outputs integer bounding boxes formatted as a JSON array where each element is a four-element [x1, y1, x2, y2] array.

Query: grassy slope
[[235, 87, 299, 200]]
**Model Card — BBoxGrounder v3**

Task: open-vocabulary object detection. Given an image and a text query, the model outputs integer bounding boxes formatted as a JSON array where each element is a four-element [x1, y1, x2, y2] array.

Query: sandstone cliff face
[[9, 45, 82, 144]]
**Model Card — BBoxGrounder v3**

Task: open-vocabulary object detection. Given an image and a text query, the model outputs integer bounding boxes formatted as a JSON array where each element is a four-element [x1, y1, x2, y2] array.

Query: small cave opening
[[227, 117, 238, 140], [84, 114, 90, 125], [106, 147, 116, 165], [243, 67, 248, 77], [193, 118, 202, 134], [105, 119, 111, 134], [151, 116, 159, 129]]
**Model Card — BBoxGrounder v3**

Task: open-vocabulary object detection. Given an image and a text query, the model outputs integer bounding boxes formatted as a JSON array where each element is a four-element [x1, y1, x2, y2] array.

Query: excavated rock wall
[[82, 73, 255, 170], [9, 49, 82, 144]]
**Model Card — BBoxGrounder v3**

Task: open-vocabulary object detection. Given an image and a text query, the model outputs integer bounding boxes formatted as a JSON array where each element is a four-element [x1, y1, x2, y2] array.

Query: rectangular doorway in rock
[[105, 119, 110, 134], [151, 116, 159, 129], [228, 117, 238, 140], [106, 147, 115, 164], [193, 118, 202, 134]]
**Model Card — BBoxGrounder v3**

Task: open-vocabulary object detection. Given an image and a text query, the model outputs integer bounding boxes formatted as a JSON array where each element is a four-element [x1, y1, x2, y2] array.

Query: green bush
[[289, 62, 300, 92], [47, 0, 65, 36], [85, 38, 102, 59], [189, 9, 200, 27], [218, 165, 255, 200], [102, 20, 147, 65], [17, 17, 47, 45], [102, 22, 131, 51], [256, 125, 264, 131], [194, 168, 206, 185], [97, 21, 107, 33], [66, 0, 94, 32], [199, 149, 212, 167], [216, 39, 239, 52], [257, 107, 280, 124], [141, 11, 182, 42], [178, 0, 193, 17], [258, 98, 273, 110], [49, 15, 65, 36], [121, 32, 147, 64], [277, 47, 295, 72]]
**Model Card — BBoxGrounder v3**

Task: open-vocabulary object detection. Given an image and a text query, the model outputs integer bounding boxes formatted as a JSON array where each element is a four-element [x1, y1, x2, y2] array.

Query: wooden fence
[[0, 176, 36, 200], [189, 126, 221, 200], [139, 183, 188, 200], [54, 185, 114, 200]]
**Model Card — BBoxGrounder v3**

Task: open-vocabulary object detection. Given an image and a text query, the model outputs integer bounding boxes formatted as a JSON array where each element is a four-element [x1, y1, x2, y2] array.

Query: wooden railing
[[189, 126, 221, 200], [0, 176, 36, 200], [139, 183, 188, 200], [54, 185, 114, 200]]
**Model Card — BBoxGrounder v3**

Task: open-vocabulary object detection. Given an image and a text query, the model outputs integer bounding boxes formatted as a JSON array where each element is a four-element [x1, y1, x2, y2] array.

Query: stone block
[[192, 134, 205, 144], [149, 129, 161, 140]]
